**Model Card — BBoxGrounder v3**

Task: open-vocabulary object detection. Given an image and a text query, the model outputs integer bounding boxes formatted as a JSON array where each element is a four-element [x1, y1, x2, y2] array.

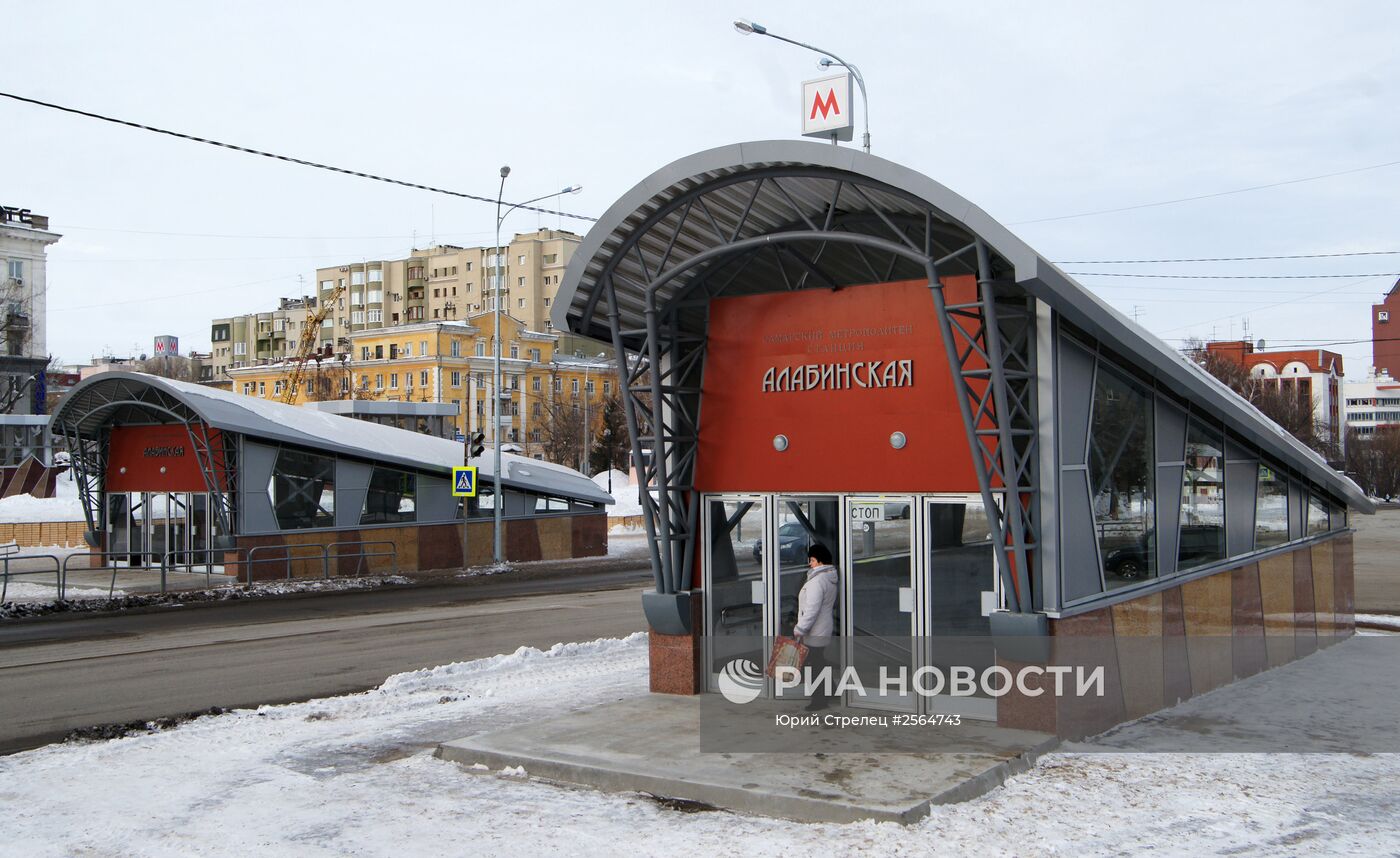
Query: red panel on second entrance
[[695, 277, 980, 493], [106, 424, 213, 493]]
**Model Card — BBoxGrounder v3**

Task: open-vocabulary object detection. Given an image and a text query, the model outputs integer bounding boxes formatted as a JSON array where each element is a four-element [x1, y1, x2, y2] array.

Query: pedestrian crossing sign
[[452, 466, 478, 498]]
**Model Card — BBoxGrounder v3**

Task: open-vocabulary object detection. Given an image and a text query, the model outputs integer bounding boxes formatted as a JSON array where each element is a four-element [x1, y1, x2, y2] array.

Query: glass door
[[922, 496, 999, 719], [842, 496, 917, 711], [703, 496, 768, 691], [770, 496, 840, 699]]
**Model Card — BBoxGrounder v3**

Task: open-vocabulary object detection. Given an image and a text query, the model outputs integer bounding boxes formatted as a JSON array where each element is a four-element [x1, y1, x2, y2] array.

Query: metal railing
[[2, 553, 63, 602], [0, 539, 402, 604]]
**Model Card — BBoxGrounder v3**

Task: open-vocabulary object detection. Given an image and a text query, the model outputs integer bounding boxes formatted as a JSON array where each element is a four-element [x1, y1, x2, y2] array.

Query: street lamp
[[491, 168, 582, 565], [733, 19, 871, 153]]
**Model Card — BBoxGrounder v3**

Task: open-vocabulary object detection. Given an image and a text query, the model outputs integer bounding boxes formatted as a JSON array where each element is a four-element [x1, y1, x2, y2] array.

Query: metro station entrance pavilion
[[555, 141, 1367, 731]]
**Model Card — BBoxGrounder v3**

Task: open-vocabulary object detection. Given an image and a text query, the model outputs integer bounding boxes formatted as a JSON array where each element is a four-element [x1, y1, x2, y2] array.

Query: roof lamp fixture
[[773, 434, 789, 452], [890, 431, 907, 450], [731, 18, 871, 152]]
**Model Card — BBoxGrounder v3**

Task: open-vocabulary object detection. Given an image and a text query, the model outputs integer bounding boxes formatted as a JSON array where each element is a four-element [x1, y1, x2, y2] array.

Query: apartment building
[[209, 296, 315, 382], [210, 229, 594, 383], [310, 228, 581, 346], [225, 314, 615, 465], [1343, 370, 1400, 438], [1206, 340, 1345, 450]]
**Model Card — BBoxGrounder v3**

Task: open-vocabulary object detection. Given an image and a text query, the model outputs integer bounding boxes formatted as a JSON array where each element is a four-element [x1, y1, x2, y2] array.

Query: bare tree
[[539, 391, 587, 469], [1346, 427, 1400, 500], [137, 354, 197, 381], [1184, 339, 1340, 462]]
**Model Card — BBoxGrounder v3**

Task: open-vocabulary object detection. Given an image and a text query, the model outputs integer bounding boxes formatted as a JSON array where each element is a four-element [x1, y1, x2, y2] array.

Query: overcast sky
[[6, 1, 1399, 375]]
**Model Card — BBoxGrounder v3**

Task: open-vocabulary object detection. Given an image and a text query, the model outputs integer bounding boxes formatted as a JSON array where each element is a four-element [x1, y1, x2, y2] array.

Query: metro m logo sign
[[810, 88, 840, 120], [802, 72, 854, 141]]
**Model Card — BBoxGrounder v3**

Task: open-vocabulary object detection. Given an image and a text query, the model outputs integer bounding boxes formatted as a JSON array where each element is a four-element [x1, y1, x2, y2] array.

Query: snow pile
[[593, 469, 643, 518], [2, 633, 1400, 855], [0, 476, 85, 523]]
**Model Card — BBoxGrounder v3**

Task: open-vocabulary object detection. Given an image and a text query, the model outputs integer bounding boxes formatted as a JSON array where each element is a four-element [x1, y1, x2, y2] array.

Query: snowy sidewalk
[[2, 633, 1398, 856]]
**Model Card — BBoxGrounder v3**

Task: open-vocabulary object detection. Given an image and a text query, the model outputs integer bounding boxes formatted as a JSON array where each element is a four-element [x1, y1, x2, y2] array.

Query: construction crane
[[280, 285, 343, 404]]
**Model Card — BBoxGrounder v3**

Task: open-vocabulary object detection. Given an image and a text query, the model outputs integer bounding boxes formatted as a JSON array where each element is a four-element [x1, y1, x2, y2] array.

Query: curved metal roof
[[554, 139, 1370, 512], [50, 372, 612, 505]]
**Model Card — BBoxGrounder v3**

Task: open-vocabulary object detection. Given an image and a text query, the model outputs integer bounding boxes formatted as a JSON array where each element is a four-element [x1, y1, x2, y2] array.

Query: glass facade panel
[[269, 449, 335, 530], [361, 468, 417, 524], [1179, 422, 1226, 570], [1307, 495, 1331, 536], [1255, 463, 1289, 549], [1090, 367, 1156, 589]]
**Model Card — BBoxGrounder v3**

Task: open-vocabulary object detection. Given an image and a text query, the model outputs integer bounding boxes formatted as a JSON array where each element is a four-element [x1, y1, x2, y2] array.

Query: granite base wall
[[998, 532, 1355, 736]]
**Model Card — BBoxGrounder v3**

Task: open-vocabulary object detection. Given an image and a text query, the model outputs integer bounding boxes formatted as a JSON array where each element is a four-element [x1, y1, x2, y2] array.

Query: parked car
[[1104, 525, 1225, 579], [753, 521, 815, 564]]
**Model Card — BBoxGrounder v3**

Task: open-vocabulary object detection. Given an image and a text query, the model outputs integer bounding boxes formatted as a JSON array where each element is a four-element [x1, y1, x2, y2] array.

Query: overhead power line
[[1058, 249, 1400, 265], [0, 91, 598, 223], [1069, 271, 1400, 280], [1011, 157, 1400, 225]]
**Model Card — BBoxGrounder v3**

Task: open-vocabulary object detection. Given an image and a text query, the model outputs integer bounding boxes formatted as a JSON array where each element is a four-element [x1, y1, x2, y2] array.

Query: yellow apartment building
[[224, 315, 616, 465]]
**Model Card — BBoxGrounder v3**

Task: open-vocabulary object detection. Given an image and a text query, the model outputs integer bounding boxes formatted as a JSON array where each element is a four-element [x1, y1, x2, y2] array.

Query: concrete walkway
[[437, 695, 1056, 824]]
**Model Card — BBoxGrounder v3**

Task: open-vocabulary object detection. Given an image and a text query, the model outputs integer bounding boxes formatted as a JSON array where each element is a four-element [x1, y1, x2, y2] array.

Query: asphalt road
[[0, 572, 650, 755]]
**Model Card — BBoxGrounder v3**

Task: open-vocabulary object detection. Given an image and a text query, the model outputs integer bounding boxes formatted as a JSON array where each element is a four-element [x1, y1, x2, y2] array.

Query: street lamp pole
[[491, 169, 582, 565], [733, 19, 871, 153]]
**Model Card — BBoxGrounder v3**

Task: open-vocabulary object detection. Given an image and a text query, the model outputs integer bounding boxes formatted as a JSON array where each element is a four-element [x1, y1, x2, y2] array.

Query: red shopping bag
[[765, 635, 809, 678]]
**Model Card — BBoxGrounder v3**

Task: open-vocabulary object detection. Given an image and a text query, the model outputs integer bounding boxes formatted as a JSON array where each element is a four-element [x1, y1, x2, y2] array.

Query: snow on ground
[[608, 524, 649, 559], [0, 475, 85, 523], [2, 633, 1398, 856], [1355, 612, 1400, 630], [0, 581, 126, 602]]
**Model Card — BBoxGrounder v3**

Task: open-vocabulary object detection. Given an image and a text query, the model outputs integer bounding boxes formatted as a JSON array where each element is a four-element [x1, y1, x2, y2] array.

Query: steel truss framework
[[585, 167, 1040, 618], [50, 376, 238, 544]]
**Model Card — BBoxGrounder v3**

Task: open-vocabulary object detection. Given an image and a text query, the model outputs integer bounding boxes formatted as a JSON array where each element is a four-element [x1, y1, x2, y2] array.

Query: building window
[[518, 298, 526, 309], [351, 310, 365, 325], [450, 340, 461, 357], [1179, 421, 1226, 571], [361, 346, 370, 361], [1306, 495, 1331, 536], [1254, 464, 1289, 549], [510, 344, 519, 359], [234, 342, 247, 356], [517, 277, 526, 287], [375, 373, 384, 389], [532, 376, 541, 392], [476, 372, 485, 389], [368, 269, 383, 283], [529, 348, 541, 363], [258, 382, 266, 396], [351, 270, 365, 286], [543, 254, 558, 264], [403, 343, 413, 357], [389, 374, 399, 389], [421, 370, 429, 387], [360, 468, 416, 525], [451, 371, 461, 386], [532, 402, 541, 418], [585, 380, 595, 395], [319, 279, 334, 291], [367, 309, 382, 323], [268, 448, 335, 530], [553, 377, 562, 392], [518, 255, 526, 265], [571, 379, 580, 395], [420, 340, 427, 355], [544, 297, 552, 307], [475, 342, 486, 357], [1090, 366, 1155, 588], [603, 380, 611, 396]]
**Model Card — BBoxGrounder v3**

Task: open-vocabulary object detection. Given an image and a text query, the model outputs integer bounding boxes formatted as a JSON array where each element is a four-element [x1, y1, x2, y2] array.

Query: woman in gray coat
[[793, 543, 839, 711]]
